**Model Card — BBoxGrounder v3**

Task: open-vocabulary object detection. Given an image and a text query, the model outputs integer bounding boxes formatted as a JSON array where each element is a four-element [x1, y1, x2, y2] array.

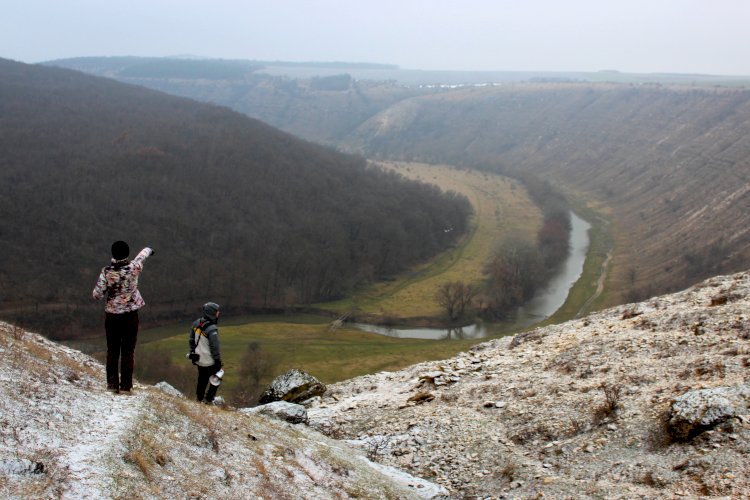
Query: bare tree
[[436, 281, 478, 321], [230, 342, 278, 407]]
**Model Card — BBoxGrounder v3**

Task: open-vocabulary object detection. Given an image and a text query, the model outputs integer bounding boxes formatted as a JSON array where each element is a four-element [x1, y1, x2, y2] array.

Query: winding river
[[354, 211, 591, 340]]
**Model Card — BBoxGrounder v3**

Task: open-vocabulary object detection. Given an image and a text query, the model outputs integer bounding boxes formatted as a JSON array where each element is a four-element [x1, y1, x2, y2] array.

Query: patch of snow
[[359, 456, 450, 498]]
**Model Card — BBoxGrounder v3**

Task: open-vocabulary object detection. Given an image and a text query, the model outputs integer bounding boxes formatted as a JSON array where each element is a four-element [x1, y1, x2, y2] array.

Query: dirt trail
[[577, 251, 612, 317]]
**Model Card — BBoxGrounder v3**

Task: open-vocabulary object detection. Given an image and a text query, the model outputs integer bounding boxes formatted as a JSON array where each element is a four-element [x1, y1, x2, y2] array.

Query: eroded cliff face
[[342, 85, 750, 306], [308, 270, 750, 498]]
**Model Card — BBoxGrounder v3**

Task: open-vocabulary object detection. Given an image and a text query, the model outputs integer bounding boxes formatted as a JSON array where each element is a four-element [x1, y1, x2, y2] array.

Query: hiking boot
[[107, 385, 119, 394], [119, 388, 133, 396]]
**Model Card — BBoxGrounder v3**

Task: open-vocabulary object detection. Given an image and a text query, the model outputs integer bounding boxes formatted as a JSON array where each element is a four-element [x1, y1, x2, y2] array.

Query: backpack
[[192, 320, 215, 366]]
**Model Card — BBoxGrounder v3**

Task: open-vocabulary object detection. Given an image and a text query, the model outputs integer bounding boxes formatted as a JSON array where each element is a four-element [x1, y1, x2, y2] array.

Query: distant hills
[[47, 56, 750, 146], [343, 84, 750, 303], [0, 58, 471, 337], [45, 56, 750, 308]]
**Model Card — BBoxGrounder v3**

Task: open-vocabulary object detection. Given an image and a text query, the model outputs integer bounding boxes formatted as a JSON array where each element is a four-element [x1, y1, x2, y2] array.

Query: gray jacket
[[189, 318, 221, 367]]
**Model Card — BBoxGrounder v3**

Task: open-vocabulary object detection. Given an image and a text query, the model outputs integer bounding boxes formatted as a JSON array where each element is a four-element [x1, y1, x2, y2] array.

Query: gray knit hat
[[203, 302, 220, 321]]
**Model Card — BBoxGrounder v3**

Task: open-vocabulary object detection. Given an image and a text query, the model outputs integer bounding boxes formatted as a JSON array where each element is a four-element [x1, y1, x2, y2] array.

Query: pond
[[353, 211, 592, 340]]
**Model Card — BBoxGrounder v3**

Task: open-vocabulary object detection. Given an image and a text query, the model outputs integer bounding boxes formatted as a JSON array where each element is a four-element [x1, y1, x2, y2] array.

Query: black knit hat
[[111, 240, 130, 260]]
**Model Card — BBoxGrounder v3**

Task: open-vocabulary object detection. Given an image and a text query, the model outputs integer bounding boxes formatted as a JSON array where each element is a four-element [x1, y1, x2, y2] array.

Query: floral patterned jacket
[[92, 247, 154, 314]]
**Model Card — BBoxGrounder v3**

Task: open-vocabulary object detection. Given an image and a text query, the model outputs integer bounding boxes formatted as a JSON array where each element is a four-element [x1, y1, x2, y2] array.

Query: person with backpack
[[188, 302, 224, 404], [92, 241, 154, 394]]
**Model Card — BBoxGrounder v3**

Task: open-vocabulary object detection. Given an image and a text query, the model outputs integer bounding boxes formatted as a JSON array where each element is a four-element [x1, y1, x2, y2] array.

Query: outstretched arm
[[129, 247, 154, 276]]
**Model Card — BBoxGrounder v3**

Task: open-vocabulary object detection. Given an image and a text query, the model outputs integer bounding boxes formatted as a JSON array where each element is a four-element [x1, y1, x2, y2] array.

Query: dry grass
[[122, 417, 170, 482], [124, 447, 153, 480], [592, 382, 623, 424]]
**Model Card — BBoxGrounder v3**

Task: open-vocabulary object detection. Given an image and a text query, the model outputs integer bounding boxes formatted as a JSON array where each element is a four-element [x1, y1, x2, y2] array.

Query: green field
[[138, 315, 477, 392]]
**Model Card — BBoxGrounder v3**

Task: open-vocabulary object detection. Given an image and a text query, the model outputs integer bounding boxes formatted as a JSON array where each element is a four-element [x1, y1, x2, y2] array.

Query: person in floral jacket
[[93, 241, 154, 394]]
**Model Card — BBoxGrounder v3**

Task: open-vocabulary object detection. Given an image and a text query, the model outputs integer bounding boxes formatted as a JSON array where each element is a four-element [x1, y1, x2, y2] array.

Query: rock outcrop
[[668, 384, 750, 440], [258, 368, 327, 405], [308, 271, 750, 498]]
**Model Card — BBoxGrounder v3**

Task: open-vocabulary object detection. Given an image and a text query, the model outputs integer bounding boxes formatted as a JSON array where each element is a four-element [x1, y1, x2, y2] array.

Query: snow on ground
[[0, 321, 446, 499]]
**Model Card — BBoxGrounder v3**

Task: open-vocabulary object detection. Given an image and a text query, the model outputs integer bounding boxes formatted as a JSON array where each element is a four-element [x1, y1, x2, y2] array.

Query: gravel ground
[[308, 271, 750, 498]]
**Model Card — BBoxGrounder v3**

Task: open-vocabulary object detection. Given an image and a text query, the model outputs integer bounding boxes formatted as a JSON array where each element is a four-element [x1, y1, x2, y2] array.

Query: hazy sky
[[3, 0, 750, 75]]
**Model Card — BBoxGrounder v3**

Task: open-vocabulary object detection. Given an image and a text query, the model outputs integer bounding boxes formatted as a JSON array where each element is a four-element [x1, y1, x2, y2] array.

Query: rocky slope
[[308, 271, 750, 498], [2, 271, 749, 498], [0, 322, 445, 499]]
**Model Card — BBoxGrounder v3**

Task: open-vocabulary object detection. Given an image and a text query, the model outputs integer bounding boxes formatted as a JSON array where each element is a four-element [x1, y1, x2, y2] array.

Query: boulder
[[241, 401, 308, 424], [258, 368, 326, 405], [667, 384, 750, 439]]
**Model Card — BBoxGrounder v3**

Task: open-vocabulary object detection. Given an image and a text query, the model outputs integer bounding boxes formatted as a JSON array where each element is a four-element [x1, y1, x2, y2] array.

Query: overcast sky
[[3, 0, 750, 75]]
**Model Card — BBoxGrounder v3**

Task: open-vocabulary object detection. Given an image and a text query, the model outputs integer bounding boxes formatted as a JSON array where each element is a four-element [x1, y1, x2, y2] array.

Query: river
[[353, 211, 591, 340]]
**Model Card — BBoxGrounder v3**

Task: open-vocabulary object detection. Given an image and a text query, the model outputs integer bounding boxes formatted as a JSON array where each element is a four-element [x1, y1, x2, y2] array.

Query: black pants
[[196, 363, 221, 402], [105, 310, 139, 391]]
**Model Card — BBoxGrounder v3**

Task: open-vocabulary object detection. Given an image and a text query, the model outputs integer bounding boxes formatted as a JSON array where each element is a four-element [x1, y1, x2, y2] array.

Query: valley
[[316, 161, 543, 320], [130, 163, 611, 400], [53, 57, 750, 310]]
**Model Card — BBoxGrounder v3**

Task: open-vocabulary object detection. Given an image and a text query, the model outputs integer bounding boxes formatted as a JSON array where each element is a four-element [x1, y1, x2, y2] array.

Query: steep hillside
[[308, 270, 750, 497], [0, 58, 471, 337], [46, 57, 750, 312], [0, 321, 445, 498], [341, 84, 750, 305]]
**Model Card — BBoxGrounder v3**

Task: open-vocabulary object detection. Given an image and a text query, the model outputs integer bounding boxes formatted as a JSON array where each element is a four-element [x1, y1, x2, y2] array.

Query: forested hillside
[[48, 57, 750, 308], [0, 58, 471, 337]]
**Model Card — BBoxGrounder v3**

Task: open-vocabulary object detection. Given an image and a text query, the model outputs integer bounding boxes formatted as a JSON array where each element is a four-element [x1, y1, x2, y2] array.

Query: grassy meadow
[[316, 161, 543, 319], [137, 314, 477, 394]]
